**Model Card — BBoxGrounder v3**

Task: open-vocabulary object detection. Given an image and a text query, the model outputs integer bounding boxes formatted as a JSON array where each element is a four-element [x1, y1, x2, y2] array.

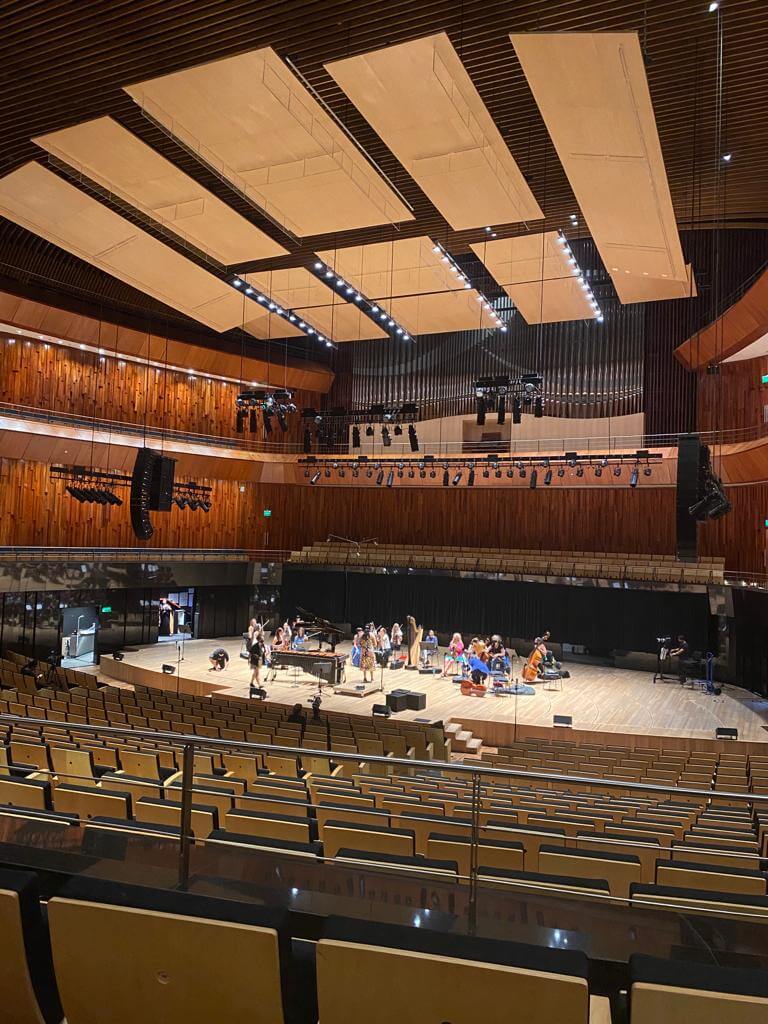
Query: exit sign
[[100, 605, 112, 613], [762, 374, 768, 385], [263, 509, 272, 518]]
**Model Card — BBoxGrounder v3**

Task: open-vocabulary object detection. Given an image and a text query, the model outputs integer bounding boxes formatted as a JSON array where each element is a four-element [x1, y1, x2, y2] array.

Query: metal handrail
[[0, 546, 287, 562]]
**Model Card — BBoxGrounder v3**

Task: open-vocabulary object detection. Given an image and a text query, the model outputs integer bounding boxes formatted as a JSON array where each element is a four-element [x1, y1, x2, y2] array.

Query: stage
[[97, 637, 768, 749]]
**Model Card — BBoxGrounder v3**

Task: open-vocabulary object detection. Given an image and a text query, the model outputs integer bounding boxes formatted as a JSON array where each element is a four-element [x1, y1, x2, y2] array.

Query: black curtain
[[730, 590, 768, 698], [281, 568, 711, 655], [196, 586, 253, 639]]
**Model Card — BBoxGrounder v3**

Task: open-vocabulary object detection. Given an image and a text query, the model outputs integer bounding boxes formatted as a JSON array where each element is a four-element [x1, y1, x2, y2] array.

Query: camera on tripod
[[307, 693, 323, 719]]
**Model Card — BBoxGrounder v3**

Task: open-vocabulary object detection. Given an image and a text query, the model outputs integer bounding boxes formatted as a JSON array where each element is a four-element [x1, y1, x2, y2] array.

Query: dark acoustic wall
[[281, 567, 713, 655]]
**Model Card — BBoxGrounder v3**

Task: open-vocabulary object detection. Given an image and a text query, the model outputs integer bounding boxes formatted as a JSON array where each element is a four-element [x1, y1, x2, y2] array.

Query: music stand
[[419, 640, 440, 674], [375, 649, 389, 692]]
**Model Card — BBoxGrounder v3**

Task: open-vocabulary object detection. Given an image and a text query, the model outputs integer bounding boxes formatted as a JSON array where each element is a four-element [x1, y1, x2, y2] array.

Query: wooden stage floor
[[103, 638, 768, 746]]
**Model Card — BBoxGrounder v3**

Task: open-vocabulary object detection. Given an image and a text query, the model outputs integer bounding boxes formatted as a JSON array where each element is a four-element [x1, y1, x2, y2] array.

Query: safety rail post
[[468, 767, 481, 934], [178, 740, 196, 890]]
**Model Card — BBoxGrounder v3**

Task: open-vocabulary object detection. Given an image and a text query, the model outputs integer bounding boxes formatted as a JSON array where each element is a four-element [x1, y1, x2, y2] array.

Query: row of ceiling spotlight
[[230, 278, 335, 348], [309, 260, 411, 340]]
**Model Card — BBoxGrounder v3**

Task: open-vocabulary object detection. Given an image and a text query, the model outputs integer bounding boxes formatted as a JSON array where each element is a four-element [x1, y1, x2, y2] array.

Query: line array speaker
[[675, 434, 706, 562], [130, 448, 177, 540]]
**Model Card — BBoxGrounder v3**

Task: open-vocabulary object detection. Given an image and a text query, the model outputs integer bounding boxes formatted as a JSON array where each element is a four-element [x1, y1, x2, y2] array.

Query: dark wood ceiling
[[1, 0, 766, 347]]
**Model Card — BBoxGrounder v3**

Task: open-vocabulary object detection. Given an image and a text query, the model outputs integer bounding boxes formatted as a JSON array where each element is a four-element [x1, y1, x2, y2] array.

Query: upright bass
[[522, 644, 543, 682]]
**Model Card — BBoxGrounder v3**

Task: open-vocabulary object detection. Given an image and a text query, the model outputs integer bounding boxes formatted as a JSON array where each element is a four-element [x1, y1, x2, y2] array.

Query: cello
[[522, 644, 543, 682]]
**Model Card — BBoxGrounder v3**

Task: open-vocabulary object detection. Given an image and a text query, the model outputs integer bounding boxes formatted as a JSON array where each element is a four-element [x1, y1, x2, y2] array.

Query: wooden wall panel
[[2, 457, 763, 573], [697, 355, 767, 435], [0, 340, 320, 446]]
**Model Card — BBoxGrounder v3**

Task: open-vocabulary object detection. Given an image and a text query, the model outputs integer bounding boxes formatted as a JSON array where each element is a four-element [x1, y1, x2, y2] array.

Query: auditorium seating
[[289, 541, 726, 584]]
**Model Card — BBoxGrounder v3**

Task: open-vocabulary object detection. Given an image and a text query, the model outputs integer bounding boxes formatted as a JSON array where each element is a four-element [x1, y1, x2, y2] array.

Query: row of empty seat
[[4, 867, 767, 1024], [290, 541, 726, 584]]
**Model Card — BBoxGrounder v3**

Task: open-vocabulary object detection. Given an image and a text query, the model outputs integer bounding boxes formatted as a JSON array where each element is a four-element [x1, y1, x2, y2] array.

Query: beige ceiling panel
[[614, 264, 697, 304], [32, 117, 288, 265], [0, 162, 247, 332], [317, 236, 467, 300], [387, 289, 498, 335], [510, 32, 688, 302], [124, 49, 413, 236], [471, 232, 596, 324], [325, 33, 542, 230]]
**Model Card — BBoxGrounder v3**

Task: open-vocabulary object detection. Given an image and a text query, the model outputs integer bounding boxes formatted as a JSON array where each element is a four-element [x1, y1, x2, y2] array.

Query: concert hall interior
[[1, 1, 768, 1020]]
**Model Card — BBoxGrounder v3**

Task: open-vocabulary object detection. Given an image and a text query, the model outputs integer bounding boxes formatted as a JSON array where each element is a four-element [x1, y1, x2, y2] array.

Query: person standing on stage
[[249, 627, 266, 686], [351, 628, 363, 668], [391, 622, 403, 652], [360, 624, 377, 683]]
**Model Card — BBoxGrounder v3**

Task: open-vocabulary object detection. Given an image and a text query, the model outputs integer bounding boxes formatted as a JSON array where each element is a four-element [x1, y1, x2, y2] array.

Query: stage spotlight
[[352, 425, 360, 449], [467, 466, 475, 486], [366, 468, 373, 479], [452, 470, 463, 486], [394, 424, 403, 436], [188, 499, 200, 511], [557, 468, 565, 478], [594, 466, 603, 478], [65, 486, 85, 502], [408, 424, 419, 452], [201, 500, 212, 512], [408, 467, 415, 479], [324, 467, 331, 479], [530, 469, 538, 489], [303, 428, 312, 453], [630, 467, 639, 488], [247, 408, 258, 432], [236, 410, 245, 434], [601, 457, 608, 467], [476, 395, 486, 426], [338, 467, 346, 479], [430, 468, 437, 479], [310, 471, 321, 485], [519, 466, 527, 479], [534, 396, 543, 418], [352, 467, 359, 479], [644, 467, 652, 477], [382, 427, 392, 447], [482, 467, 490, 479], [497, 394, 506, 425], [386, 469, 394, 487], [397, 462, 404, 478], [505, 468, 513, 479], [613, 465, 622, 477], [106, 490, 123, 506], [275, 406, 288, 432], [576, 466, 584, 478], [376, 469, 385, 486], [544, 469, 553, 486], [176, 496, 188, 509], [512, 397, 522, 424], [365, 425, 374, 437], [442, 468, 449, 486]]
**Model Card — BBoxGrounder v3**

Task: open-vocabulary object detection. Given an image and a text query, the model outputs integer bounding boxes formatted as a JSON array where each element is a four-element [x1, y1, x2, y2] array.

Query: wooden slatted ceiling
[[470, 232, 596, 323], [0, 162, 250, 333], [324, 32, 543, 230], [510, 32, 688, 304], [0, 1, 765, 329], [32, 117, 289, 265], [316, 237, 499, 334], [123, 47, 414, 237]]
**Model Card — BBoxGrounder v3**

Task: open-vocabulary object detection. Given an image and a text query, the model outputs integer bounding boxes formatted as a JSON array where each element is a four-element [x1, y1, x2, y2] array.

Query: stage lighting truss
[[52, 464, 129, 506], [474, 374, 544, 426], [236, 388, 297, 435], [298, 450, 660, 485], [230, 276, 336, 348], [308, 259, 412, 341], [171, 481, 213, 512], [556, 233, 603, 322], [431, 242, 509, 332]]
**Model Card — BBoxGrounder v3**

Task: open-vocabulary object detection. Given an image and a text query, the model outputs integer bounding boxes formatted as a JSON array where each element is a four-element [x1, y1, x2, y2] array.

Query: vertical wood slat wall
[[1, 456, 764, 573], [0, 339, 320, 446]]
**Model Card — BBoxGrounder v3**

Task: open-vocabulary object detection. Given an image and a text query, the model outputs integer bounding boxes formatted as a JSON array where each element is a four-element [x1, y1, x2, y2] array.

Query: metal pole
[[178, 741, 195, 890], [468, 769, 481, 935]]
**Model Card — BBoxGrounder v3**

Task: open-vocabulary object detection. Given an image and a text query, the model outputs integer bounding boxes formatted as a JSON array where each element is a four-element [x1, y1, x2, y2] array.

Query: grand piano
[[294, 607, 344, 652], [268, 608, 347, 686]]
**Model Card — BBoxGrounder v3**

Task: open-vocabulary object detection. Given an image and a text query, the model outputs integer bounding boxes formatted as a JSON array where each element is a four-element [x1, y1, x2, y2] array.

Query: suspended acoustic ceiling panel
[[510, 32, 689, 303], [325, 33, 543, 231], [0, 162, 252, 333], [124, 48, 413, 238], [317, 236, 498, 335], [32, 117, 288, 266], [245, 267, 386, 343], [471, 232, 596, 324]]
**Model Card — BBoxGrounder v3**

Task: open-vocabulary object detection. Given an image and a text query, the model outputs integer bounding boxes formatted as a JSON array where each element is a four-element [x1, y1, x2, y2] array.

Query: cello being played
[[522, 636, 547, 682]]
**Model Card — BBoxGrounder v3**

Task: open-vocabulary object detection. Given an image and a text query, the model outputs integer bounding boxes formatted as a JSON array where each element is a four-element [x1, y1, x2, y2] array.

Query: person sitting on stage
[[272, 625, 285, 651], [282, 620, 293, 648], [377, 627, 391, 653], [291, 626, 307, 650], [469, 636, 488, 662], [208, 648, 229, 672], [351, 628, 362, 668], [442, 632, 466, 677], [488, 635, 509, 675], [421, 629, 438, 667]]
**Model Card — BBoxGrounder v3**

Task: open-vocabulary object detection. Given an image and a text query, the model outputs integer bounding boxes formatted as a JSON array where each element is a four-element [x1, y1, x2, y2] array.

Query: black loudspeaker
[[553, 714, 572, 727], [676, 434, 706, 562], [372, 703, 391, 718], [715, 727, 737, 739], [149, 454, 176, 511], [129, 448, 156, 540], [386, 691, 408, 713], [161, 664, 176, 674], [405, 691, 427, 711]]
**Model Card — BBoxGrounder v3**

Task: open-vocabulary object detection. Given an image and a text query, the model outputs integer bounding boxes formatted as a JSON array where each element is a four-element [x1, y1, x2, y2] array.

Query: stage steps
[[446, 721, 484, 755]]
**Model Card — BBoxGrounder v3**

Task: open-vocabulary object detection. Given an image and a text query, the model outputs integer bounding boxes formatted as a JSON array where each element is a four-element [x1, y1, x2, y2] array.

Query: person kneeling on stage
[[208, 648, 229, 672]]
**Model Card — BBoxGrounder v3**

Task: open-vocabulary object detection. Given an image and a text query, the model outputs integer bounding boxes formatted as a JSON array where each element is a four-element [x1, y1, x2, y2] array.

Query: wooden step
[[465, 737, 483, 753]]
